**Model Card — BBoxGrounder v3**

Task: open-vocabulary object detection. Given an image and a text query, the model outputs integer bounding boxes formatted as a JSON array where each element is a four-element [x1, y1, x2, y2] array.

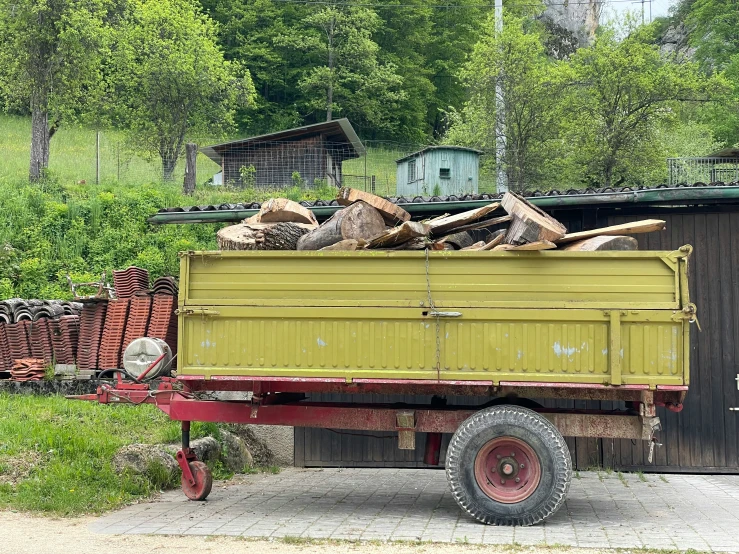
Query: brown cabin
[[200, 119, 365, 188]]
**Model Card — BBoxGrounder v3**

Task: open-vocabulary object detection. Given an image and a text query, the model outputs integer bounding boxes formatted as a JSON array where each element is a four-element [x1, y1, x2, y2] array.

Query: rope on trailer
[[425, 248, 442, 382]]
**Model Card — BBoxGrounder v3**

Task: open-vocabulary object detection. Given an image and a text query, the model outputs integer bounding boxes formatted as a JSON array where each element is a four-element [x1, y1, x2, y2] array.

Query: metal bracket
[[175, 308, 220, 316], [428, 311, 462, 318]]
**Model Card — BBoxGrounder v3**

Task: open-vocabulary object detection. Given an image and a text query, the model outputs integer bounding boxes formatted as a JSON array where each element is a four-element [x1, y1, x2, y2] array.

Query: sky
[[607, 0, 676, 21]]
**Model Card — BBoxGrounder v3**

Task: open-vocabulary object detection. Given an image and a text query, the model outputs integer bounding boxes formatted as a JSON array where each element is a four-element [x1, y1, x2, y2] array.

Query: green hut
[[395, 146, 481, 196]]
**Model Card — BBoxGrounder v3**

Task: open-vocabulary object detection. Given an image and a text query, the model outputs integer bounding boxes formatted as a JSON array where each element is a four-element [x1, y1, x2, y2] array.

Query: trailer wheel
[[181, 461, 213, 501], [446, 405, 571, 526]]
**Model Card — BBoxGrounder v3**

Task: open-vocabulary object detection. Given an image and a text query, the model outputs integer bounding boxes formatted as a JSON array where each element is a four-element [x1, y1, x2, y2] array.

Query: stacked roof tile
[[98, 299, 130, 370], [113, 267, 150, 298], [11, 358, 46, 381], [76, 302, 107, 371], [152, 276, 178, 296], [5, 321, 31, 361], [120, 295, 152, 361], [0, 324, 11, 373], [147, 295, 178, 366], [28, 319, 54, 365], [49, 315, 79, 365]]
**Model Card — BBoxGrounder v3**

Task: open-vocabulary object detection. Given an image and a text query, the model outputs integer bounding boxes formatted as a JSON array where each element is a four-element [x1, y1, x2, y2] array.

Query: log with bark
[[337, 187, 410, 225], [501, 192, 567, 244], [434, 231, 474, 250], [562, 235, 638, 251], [555, 220, 665, 244], [366, 221, 430, 249], [297, 201, 385, 251], [217, 222, 311, 251], [460, 241, 487, 251]]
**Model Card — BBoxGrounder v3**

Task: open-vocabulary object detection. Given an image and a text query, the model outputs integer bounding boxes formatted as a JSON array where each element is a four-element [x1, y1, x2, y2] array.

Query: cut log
[[256, 198, 318, 226], [367, 221, 430, 249], [336, 187, 410, 225], [493, 240, 557, 252], [385, 237, 429, 250], [427, 203, 501, 235], [218, 222, 310, 251], [432, 215, 512, 239], [501, 192, 567, 244], [555, 220, 666, 244], [480, 232, 505, 251], [297, 201, 385, 251], [436, 231, 474, 250], [319, 239, 366, 251], [460, 241, 486, 251], [563, 235, 639, 251]]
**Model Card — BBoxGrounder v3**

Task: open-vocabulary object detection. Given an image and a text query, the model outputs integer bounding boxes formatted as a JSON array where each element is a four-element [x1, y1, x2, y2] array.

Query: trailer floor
[[89, 468, 739, 552]]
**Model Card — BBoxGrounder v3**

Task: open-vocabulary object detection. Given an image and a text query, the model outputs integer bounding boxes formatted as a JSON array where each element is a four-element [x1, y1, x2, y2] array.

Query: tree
[[107, 0, 255, 181], [0, 0, 111, 181], [445, 12, 564, 191], [276, 1, 406, 135], [688, 0, 739, 71], [559, 28, 713, 187]]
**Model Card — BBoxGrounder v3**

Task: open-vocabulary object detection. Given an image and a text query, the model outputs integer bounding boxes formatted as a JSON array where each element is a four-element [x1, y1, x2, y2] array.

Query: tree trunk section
[[29, 107, 51, 182], [183, 143, 197, 195], [297, 201, 385, 250], [218, 222, 309, 251]]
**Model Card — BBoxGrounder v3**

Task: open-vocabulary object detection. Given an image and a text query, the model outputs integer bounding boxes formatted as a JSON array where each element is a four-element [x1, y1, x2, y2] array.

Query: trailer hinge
[[671, 303, 700, 331], [175, 308, 220, 316]]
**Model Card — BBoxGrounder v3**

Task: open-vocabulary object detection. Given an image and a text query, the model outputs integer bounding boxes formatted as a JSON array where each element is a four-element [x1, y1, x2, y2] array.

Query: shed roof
[[200, 118, 365, 164], [706, 147, 739, 159], [395, 145, 483, 164]]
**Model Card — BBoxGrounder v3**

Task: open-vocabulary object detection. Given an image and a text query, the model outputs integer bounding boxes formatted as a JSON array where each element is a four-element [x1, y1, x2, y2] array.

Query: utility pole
[[495, 0, 508, 193]]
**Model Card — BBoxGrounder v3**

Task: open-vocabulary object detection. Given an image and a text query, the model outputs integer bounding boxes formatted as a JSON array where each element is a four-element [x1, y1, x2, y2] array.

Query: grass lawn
[[0, 393, 219, 515]]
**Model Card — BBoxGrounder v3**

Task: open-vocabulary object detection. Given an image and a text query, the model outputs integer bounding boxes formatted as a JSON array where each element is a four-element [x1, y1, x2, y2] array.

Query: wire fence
[[667, 157, 739, 186], [75, 133, 498, 196]]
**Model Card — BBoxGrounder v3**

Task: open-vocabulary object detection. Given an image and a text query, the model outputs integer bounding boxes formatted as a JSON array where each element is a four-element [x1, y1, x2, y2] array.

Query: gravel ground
[[3, 510, 611, 554]]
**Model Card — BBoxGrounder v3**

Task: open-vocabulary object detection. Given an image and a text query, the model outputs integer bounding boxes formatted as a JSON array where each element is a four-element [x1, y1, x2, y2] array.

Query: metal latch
[[672, 302, 701, 331], [175, 308, 220, 316], [428, 311, 462, 318]]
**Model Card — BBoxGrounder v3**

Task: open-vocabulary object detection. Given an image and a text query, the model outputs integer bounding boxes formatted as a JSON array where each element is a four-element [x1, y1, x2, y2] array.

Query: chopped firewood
[[431, 215, 512, 239], [493, 240, 557, 251], [480, 232, 505, 251], [337, 187, 410, 225], [319, 239, 366, 251], [385, 237, 430, 250], [435, 231, 474, 250], [501, 192, 567, 244], [427, 203, 501, 235], [255, 197, 319, 226], [555, 219, 666, 244], [563, 235, 639, 251], [367, 221, 430, 249], [218, 222, 311, 251], [298, 201, 385, 251], [461, 241, 486, 251]]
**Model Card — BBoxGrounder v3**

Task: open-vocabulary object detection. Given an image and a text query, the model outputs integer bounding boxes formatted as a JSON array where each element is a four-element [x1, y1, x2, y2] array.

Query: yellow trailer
[[80, 247, 696, 526]]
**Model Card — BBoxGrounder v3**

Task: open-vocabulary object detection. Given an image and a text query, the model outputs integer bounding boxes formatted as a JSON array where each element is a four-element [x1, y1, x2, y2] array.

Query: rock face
[[112, 444, 179, 477], [659, 24, 696, 59], [190, 437, 221, 463], [541, 0, 600, 51], [220, 430, 254, 472]]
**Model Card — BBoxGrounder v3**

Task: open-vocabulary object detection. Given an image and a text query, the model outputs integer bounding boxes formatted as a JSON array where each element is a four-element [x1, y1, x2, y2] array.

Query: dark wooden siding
[[295, 207, 739, 473]]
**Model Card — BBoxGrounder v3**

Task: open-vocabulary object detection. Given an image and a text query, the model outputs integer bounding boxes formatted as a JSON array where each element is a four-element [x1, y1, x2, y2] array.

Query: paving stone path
[[91, 468, 739, 551]]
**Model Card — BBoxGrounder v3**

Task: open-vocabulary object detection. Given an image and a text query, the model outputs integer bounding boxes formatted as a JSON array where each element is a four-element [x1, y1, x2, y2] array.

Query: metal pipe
[[182, 420, 191, 450]]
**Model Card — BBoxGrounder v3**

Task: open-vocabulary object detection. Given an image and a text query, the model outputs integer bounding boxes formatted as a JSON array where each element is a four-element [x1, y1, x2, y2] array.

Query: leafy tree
[[275, 1, 406, 134], [107, 0, 255, 181], [558, 27, 714, 187], [688, 0, 739, 70], [445, 12, 564, 191], [0, 0, 111, 181]]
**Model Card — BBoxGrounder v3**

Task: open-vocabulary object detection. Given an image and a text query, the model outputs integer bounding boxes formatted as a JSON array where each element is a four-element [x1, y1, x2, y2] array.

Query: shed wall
[[295, 208, 739, 473], [396, 150, 479, 197]]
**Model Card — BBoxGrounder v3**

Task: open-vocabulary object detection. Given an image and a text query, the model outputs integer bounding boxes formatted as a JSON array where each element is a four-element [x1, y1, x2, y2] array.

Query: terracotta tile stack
[[0, 325, 11, 373], [152, 276, 178, 296], [148, 295, 178, 366], [11, 358, 46, 381], [98, 299, 130, 370], [76, 302, 107, 371], [120, 295, 152, 361], [5, 321, 31, 362], [49, 315, 80, 365], [28, 319, 54, 365], [113, 267, 150, 298]]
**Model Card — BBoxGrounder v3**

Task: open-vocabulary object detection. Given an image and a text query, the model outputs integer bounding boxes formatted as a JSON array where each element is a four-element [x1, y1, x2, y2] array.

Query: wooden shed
[[200, 119, 365, 188], [395, 146, 481, 197]]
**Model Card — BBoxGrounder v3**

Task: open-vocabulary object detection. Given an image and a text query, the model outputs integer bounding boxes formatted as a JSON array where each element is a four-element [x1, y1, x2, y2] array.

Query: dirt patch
[[0, 451, 43, 485]]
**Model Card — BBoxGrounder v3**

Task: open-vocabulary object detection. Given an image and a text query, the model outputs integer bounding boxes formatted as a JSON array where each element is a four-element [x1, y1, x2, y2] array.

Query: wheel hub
[[474, 437, 542, 503]]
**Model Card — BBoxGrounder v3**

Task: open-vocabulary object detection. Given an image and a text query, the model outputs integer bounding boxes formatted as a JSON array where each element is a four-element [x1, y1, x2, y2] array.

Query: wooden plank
[[337, 187, 411, 225], [726, 213, 739, 468], [562, 235, 638, 251], [366, 221, 430, 249], [427, 203, 501, 235], [480, 232, 505, 251], [492, 240, 557, 251], [501, 192, 567, 244], [431, 214, 512, 238], [319, 239, 365, 251], [556, 219, 666, 244], [707, 212, 725, 467], [460, 241, 486, 251]]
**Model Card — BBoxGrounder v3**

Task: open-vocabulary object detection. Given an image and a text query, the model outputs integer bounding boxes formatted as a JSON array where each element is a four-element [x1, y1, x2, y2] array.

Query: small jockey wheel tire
[[181, 461, 213, 501]]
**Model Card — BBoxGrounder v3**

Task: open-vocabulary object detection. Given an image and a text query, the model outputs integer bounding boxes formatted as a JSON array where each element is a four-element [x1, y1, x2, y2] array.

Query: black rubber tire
[[446, 405, 571, 526]]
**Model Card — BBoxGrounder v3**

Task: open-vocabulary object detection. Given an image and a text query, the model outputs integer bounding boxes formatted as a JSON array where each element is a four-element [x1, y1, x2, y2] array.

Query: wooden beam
[[555, 220, 666, 244]]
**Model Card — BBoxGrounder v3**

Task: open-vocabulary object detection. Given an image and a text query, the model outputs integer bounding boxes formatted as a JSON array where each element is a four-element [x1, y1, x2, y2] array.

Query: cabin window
[[408, 160, 416, 183], [439, 168, 451, 179]]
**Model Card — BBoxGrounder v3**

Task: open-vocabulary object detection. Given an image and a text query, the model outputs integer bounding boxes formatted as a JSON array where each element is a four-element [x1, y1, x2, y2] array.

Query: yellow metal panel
[[177, 250, 690, 386]]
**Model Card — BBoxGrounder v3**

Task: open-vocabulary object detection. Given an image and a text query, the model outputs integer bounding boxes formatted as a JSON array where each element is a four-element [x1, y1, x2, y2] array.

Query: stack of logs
[[217, 189, 666, 253]]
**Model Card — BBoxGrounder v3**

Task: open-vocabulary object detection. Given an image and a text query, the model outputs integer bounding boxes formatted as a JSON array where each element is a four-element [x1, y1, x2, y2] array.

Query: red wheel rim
[[181, 461, 212, 501], [474, 437, 541, 503]]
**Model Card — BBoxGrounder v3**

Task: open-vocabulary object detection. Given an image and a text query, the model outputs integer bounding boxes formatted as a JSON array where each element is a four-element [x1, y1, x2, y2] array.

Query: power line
[[271, 0, 648, 8]]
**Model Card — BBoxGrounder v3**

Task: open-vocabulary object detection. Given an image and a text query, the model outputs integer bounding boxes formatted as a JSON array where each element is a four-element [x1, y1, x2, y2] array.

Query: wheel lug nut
[[515, 477, 520, 483], [520, 463, 525, 468], [501, 479, 506, 484], [496, 455, 501, 459], [511, 452, 516, 456]]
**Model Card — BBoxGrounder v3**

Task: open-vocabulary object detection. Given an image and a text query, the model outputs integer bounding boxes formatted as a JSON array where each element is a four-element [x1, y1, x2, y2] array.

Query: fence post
[[96, 131, 100, 185], [183, 143, 197, 195]]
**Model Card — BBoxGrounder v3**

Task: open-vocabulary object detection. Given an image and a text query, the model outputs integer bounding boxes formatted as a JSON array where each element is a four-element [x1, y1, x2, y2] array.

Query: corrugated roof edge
[[148, 181, 739, 224]]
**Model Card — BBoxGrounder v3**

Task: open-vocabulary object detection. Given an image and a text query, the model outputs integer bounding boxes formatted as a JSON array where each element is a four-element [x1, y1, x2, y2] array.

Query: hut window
[[408, 160, 416, 183], [439, 168, 451, 179]]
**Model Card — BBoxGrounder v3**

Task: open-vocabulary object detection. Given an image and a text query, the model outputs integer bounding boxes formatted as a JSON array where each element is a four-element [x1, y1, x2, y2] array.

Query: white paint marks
[[316, 338, 327, 348], [553, 342, 577, 357]]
